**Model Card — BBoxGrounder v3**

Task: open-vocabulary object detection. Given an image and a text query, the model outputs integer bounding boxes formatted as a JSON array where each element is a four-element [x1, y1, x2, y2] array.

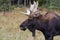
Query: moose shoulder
[[38, 11, 60, 22], [35, 11, 60, 33]]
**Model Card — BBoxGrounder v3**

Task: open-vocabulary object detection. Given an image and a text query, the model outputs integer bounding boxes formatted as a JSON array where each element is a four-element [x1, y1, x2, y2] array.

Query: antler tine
[[32, 1, 39, 12], [36, 1, 38, 8], [34, 1, 36, 5], [24, 1, 39, 16], [29, 1, 35, 11]]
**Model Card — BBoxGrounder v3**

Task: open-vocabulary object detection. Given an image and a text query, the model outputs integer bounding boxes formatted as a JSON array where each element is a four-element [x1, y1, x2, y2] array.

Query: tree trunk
[[18, 0, 20, 7], [9, 0, 11, 12], [46, 0, 48, 6], [24, 0, 26, 6]]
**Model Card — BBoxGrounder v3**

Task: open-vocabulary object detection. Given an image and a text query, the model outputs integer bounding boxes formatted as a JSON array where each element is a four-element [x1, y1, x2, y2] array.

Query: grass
[[0, 7, 60, 40]]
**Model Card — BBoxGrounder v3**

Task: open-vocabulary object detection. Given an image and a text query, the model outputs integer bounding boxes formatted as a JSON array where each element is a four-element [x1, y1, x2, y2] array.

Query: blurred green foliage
[[37, 0, 59, 10], [0, 0, 14, 11], [0, 0, 59, 11], [38, 0, 46, 6]]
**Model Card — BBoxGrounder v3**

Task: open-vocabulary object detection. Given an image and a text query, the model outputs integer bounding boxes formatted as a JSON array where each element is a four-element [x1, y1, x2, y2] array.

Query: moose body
[[20, 11, 60, 40]]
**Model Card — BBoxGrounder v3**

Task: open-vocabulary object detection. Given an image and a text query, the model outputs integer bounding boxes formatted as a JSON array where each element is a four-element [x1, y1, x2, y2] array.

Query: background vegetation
[[0, 0, 60, 11], [0, 0, 60, 40]]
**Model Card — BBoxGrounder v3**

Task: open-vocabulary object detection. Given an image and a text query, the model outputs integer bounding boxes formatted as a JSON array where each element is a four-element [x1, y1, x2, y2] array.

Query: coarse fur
[[20, 11, 60, 40]]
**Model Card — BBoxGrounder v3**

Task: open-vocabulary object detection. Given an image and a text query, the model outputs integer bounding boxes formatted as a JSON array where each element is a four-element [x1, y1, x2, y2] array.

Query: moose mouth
[[20, 27, 26, 31]]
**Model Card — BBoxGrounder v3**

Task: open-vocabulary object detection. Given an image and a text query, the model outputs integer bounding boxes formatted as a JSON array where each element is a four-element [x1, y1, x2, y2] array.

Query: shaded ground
[[0, 7, 60, 40]]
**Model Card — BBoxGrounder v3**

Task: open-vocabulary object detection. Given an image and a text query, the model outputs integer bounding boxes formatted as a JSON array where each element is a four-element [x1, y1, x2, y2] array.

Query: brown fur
[[38, 11, 60, 22]]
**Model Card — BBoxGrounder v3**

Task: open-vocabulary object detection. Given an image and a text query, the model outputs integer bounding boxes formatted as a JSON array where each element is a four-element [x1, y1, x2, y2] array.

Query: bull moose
[[20, 1, 60, 40], [20, 11, 60, 40]]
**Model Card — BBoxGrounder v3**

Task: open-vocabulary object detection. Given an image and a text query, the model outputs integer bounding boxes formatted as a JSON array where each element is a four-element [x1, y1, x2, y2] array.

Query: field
[[0, 7, 60, 40]]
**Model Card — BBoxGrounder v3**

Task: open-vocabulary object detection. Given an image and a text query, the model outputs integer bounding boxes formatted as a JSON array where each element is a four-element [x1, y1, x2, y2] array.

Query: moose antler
[[24, 1, 39, 16], [33, 1, 38, 12], [29, 4, 35, 11], [30, 1, 38, 12]]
